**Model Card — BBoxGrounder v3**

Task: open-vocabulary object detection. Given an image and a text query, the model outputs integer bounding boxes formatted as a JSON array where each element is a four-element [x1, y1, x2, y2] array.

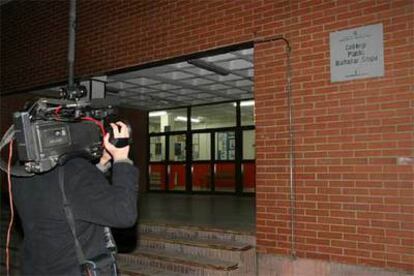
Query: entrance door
[[168, 133, 187, 191], [191, 130, 237, 193], [214, 131, 236, 192], [192, 132, 211, 192], [148, 100, 255, 194], [148, 133, 187, 191], [149, 135, 166, 190]]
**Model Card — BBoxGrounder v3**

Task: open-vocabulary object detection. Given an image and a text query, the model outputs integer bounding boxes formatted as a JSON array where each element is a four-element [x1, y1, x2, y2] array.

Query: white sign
[[330, 23, 384, 82]]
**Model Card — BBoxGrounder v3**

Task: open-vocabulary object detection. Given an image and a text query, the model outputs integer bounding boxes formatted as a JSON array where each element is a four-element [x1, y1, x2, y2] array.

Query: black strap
[[58, 166, 87, 264]]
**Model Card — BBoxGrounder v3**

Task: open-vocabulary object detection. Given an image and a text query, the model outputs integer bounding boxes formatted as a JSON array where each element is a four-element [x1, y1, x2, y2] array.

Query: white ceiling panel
[[30, 48, 254, 110]]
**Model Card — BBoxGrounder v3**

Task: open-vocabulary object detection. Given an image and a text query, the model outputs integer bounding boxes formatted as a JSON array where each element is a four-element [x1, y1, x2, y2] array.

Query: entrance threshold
[[138, 193, 255, 233]]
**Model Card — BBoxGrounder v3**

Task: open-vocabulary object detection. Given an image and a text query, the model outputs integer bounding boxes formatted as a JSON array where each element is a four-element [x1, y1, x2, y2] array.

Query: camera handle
[[106, 121, 133, 148]]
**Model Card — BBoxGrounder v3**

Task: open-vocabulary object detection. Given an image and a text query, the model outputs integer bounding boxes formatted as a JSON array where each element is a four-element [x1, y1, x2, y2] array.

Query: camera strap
[[58, 166, 88, 264], [58, 166, 118, 276]]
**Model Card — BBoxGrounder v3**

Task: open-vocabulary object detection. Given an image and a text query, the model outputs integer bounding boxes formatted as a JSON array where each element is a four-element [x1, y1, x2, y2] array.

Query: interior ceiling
[[31, 48, 254, 111], [106, 48, 254, 110]]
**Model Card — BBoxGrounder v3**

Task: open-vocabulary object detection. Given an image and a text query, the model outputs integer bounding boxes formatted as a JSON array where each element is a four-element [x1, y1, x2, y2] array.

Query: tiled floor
[[138, 193, 256, 233]]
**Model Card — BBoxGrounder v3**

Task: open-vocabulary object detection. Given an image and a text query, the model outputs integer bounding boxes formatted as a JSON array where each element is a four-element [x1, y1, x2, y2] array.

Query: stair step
[[119, 261, 183, 276], [139, 222, 255, 245], [140, 232, 252, 252], [119, 247, 238, 271]]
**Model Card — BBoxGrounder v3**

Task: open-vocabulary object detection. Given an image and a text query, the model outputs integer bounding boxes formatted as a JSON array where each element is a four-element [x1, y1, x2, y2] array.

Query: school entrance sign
[[330, 23, 384, 82]]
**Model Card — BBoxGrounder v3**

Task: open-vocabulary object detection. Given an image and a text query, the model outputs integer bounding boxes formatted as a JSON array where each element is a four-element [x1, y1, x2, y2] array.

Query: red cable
[[6, 140, 14, 276], [54, 105, 62, 115], [54, 105, 62, 119], [81, 116, 107, 139]]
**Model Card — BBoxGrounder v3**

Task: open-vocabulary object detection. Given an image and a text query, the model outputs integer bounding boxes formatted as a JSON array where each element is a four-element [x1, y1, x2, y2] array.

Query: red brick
[[2, 0, 413, 273]]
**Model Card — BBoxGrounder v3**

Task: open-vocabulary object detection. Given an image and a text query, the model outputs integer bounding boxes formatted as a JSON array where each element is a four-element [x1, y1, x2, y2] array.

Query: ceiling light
[[175, 116, 201, 123], [149, 111, 167, 117], [241, 100, 255, 107], [233, 100, 255, 107], [187, 59, 230, 76]]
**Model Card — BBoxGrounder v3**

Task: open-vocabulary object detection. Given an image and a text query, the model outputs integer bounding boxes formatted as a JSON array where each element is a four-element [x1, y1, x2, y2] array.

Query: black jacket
[[12, 158, 138, 275]]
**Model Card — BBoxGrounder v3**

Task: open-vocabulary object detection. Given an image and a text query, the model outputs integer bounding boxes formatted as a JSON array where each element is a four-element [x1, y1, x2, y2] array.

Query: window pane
[[241, 100, 255, 126], [193, 133, 210, 160], [215, 162, 235, 192], [169, 134, 186, 161], [149, 108, 187, 133], [150, 136, 165, 161], [192, 163, 211, 191], [192, 103, 236, 130], [168, 164, 186, 191], [149, 164, 166, 190], [243, 130, 255, 160], [215, 131, 235, 161]]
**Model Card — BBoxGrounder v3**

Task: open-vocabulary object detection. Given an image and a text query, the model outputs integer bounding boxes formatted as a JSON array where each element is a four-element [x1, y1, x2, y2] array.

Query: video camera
[[0, 0, 131, 177], [0, 82, 127, 176]]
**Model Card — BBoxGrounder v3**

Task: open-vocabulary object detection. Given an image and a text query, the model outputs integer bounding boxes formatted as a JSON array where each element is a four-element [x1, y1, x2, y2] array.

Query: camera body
[[12, 84, 117, 174], [13, 112, 103, 173]]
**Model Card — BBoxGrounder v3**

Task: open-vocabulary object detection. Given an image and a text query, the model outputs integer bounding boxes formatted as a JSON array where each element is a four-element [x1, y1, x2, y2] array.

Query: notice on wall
[[330, 23, 384, 82]]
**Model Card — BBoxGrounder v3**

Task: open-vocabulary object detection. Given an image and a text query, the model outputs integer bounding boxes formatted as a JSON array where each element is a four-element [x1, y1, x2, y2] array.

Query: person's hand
[[104, 121, 130, 161], [99, 149, 112, 166]]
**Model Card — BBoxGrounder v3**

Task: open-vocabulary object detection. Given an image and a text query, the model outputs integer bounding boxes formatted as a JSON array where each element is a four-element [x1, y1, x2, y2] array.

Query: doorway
[[148, 100, 255, 195], [105, 45, 255, 195]]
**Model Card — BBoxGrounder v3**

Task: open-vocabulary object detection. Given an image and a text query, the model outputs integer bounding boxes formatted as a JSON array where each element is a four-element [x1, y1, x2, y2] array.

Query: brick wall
[[255, 1, 413, 273], [0, 0, 413, 273]]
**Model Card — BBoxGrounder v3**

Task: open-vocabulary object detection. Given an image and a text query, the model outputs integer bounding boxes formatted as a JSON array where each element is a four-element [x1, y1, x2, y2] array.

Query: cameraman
[[12, 121, 138, 275]]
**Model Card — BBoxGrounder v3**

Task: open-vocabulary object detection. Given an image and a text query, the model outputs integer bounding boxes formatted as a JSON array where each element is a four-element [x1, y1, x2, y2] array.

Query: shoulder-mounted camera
[[0, 81, 129, 176]]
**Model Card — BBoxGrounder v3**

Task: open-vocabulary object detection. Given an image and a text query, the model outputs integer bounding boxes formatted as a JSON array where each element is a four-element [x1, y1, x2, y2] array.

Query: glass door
[[148, 100, 255, 194], [149, 135, 166, 190], [168, 134, 187, 191], [192, 132, 211, 192], [214, 131, 236, 192], [149, 133, 187, 191]]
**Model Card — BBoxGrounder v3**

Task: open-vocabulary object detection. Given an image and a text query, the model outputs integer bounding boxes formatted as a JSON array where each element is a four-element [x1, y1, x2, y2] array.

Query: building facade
[[1, 0, 413, 274]]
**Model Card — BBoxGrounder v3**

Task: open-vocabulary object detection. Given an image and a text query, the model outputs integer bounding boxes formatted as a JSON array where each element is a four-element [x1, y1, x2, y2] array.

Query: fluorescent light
[[149, 111, 167, 117], [175, 116, 201, 123], [233, 100, 255, 107], [240, 100, 255, 107]]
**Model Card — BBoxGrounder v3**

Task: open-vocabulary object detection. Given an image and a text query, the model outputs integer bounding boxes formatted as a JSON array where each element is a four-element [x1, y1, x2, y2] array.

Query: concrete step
[[118, 247, 239, 276], [141, 232, 252, 251], [139, 222, 255, 246], [118, 262, 184, 276], [138, 232, 253, 263]]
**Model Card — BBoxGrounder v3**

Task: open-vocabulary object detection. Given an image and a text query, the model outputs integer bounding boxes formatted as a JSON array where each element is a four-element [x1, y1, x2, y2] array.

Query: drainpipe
[[254, 35, 297, 259], [285, 41, 296, 259]]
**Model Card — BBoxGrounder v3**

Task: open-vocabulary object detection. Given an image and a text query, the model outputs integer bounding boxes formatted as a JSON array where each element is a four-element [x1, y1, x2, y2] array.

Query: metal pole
[[68, 0, 76, 89], [285, 43, 296, 259], [254, 36, 296, 258]]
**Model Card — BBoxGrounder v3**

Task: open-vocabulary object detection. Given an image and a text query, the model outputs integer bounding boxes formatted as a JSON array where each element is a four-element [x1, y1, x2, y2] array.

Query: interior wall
[[117, 107, 148, 193]]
